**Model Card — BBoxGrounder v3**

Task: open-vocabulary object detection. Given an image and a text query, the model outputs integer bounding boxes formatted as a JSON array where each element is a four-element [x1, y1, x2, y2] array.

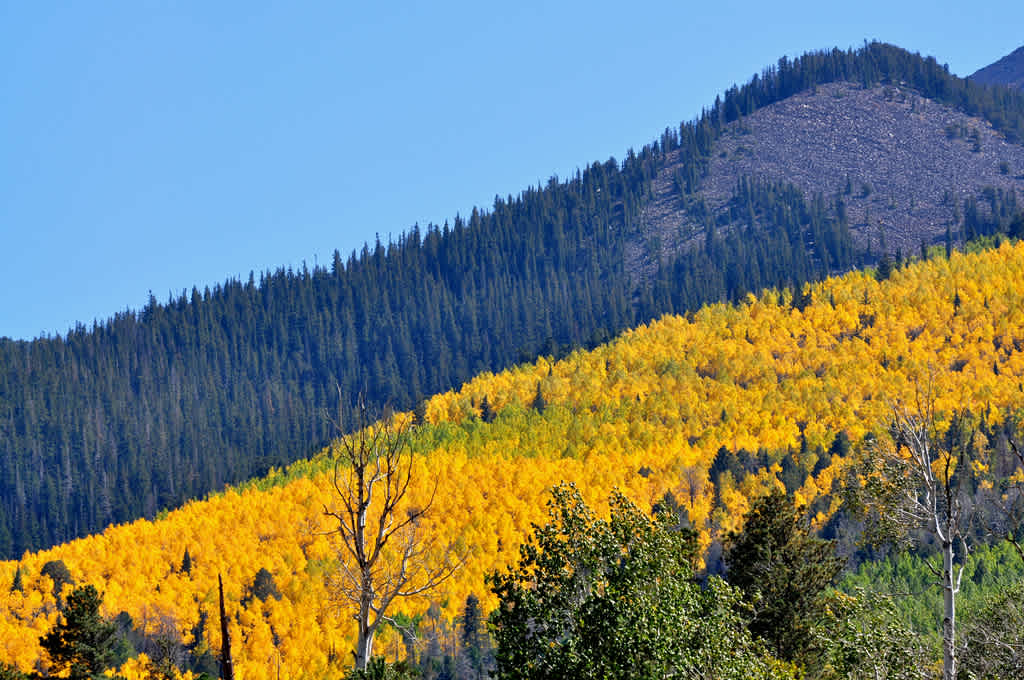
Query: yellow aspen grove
[[1, 242, 1023, 677]]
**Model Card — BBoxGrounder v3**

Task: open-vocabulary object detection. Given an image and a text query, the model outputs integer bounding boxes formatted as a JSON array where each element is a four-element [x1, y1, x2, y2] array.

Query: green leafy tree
[[40, 559, 74, 601], [808, 588, 931, 680], [488, 483, 795, 680], [39, 584, 120, 679], [345, 657, 420, 680], [724, 487, 843, 664], [959, 579, 1024, 680]]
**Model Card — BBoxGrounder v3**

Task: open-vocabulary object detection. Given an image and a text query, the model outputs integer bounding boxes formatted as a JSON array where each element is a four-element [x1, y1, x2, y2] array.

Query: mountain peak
[[971, 45, 1024, 89]]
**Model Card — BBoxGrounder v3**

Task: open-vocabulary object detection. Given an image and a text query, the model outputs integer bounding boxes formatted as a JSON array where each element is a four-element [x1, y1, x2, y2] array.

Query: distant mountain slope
[[3, 42, 1024, 558], [971, 45, 1024, 90], [633, 81, 1024, 273], [2, 241, 1024, 678]]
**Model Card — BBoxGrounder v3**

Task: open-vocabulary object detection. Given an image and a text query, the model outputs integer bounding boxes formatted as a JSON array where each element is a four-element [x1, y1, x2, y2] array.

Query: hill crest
[[971, 45, 1024, 90], [631, 83, 1024, 278]]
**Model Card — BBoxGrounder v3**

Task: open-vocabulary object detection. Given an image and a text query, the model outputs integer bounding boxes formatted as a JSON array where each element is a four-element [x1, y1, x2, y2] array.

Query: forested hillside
[[971, 44, 1024, 90], [4, 42, 1024, 557], [1, 241, 1023, 679]]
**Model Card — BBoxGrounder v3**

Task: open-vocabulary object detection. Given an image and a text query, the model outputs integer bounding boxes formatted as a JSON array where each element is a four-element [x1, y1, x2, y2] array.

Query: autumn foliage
[[3, 242, 1024, 678]]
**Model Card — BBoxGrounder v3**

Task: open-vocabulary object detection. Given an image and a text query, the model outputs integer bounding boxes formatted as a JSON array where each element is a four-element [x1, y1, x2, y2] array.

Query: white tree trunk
[[942, 538, 957, 680], [355, 622, 376, 671]]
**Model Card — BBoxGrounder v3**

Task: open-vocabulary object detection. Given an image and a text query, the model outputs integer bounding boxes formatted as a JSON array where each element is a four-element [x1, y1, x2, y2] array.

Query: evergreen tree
[[459, 594, 489, 680], [248, 567, 281, 602], [530, 383, 545, 412], [724, 488, 843, 664], [39, 584, 120, 679], [218, 574, 234, 680], [478, 397, 495, 424], [10, 566, 22, 593]]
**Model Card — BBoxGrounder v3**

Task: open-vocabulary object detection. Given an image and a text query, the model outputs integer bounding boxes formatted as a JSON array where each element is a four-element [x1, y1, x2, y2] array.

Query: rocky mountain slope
[[632, 81, 1024, 275]]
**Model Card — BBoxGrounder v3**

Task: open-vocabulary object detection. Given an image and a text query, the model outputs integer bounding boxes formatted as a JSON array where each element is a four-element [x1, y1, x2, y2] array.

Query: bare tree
[[853, 384, 975, 680], [218, 573, 235, 680], [323, 395, 463, 670]]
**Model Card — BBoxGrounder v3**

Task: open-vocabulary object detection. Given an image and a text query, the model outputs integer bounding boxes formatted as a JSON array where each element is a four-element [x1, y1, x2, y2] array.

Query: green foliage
[[725, 488, 843, 664], [9, 566, 22, 593], [839, 541, 1024, 653], [39, 584, 120, 679], [809, 588, 932, 680], [344, 657, 421, 680], [247, 567, 281, 602], [0, 663, 30, 680], [488, 483, 795, 679], [40, 559, 74, 600], [959, 578, 1024, 679]]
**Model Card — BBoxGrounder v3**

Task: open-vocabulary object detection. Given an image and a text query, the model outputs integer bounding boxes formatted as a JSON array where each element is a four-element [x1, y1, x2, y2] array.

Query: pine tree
[[248, 568, 281, 602], [479, 397, 495, 424], [39, 584, 120, 679], [41, 559, 74, 601], [459, 594, 488, 680], [9, 566, 22, 593], [530, 383, 545, 412], [724, 488, 842, 664]]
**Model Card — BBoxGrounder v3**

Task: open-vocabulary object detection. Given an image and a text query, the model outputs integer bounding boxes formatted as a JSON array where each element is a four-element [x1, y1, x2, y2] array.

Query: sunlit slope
[[3, 242, 1024, 678]]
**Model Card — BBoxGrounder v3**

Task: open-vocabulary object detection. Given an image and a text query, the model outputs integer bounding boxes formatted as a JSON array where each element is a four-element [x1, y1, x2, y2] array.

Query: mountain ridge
[[971, 44, 1024, 90], [3, 42, 1024, 557]]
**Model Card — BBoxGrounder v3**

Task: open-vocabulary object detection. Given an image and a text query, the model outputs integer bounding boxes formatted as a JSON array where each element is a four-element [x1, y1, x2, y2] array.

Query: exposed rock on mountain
[[633, 82, 1024, 274]]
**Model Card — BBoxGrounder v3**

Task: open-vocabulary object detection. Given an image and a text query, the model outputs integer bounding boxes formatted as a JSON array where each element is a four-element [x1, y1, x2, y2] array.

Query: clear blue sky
[[2, 1, 1021, 341]]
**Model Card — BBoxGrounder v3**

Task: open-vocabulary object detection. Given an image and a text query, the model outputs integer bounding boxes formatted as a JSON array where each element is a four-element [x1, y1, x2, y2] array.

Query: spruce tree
[[479, 397, 495, 424], [39, 584, 119, 679], [10, 566, 22, 593], [724, 488, 842, 665], [460, 594, 488, 680], [530, 383, 545, 412]]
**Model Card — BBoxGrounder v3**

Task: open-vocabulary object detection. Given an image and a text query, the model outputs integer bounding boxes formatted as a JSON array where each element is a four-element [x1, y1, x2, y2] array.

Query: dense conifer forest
[[3, 42, 1024, 556]]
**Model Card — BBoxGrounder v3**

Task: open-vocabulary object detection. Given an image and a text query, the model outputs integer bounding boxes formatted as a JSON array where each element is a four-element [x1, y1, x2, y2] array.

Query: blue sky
[[2, 1, 1022, 341]]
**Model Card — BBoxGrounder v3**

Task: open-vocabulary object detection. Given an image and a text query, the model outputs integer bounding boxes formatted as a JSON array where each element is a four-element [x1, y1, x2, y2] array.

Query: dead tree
[[218, 573, 234, 680], [854, 385, 974, 680], [323, 396, 463, 671]]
